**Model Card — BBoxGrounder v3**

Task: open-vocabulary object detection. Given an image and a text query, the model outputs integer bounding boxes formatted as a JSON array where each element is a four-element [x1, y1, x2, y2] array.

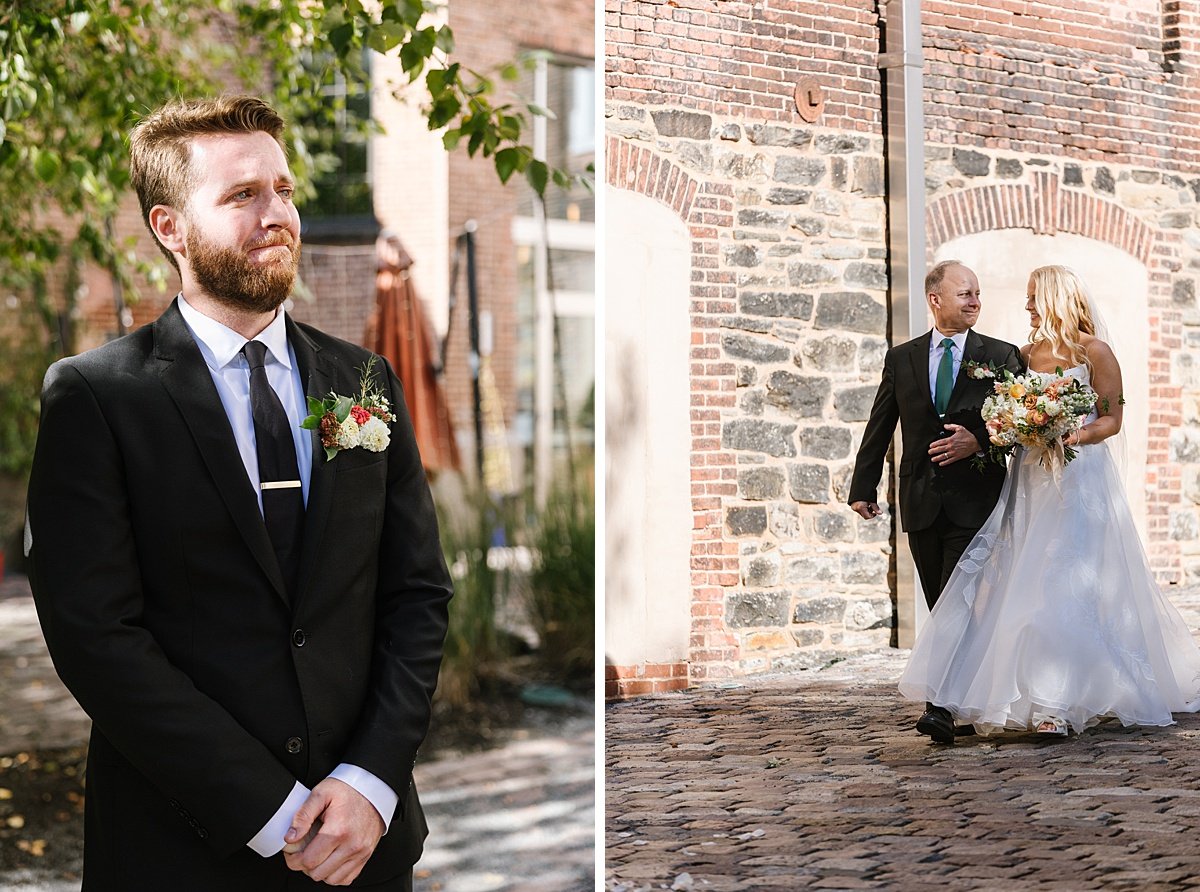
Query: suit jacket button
[[292, 629, 306, 647], [286, 736, 304, 754]]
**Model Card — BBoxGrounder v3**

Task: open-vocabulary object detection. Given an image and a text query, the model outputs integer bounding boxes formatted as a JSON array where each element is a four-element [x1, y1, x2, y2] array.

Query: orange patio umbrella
[[365, 234, 462, 477]]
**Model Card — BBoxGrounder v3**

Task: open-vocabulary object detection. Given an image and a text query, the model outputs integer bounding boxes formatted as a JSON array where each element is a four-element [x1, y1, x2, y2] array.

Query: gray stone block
[[743, 553, 781, 587], [814, 134, 868, 154], [746, 124, 813, 148], [737, 208, 790, 228], [725, 243, 763, 267], [788, 463, 830, 503], [768, 501, 802, 538], [830, 157, 847, 190], [718, 123, 742, 141], [790, 627, 826, 647], [765, 371, 830, 418], [851, 156, 884, 196], [801, 335, 857, 371], [716, 151, 769, 181], [859, 336, 888, 372], [766, 187, 812, 205], [814, 292, 886, 334], [952, 148, 990, 177], [740, 389, 765, 416], [736, 365, 758, 387], [785, 555, 840, 584], [1064, 164, 1083, 186], [651, 109, 712, 139], [726, 591, 791, 627], [844, 262, 888, 291], [841, 551, 887, 585], [813, 510, 854, 542], [678, 140, 713, 174], [1175, 278, 1196, 306], [834, 385, 879, 422], [791, 216, 825, 236], [739, 291, 813, 319], [774, 156, 827, 186], [722, 332, 791, 363], [724, 419, 798, 457], [788, 262, 836, 286], [1093, 166, 1115, 194], [792, 594, 847, 623], [800, 425, 852, 459], [727, 506, 768, 536], [844, 597, 893, 632], [996, 158, 1022, 179], [739, 466, 785, 500]]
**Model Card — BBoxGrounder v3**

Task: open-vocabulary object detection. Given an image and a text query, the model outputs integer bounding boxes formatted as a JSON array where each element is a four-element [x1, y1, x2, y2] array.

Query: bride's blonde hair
[[1027, 265, 1097, 374]]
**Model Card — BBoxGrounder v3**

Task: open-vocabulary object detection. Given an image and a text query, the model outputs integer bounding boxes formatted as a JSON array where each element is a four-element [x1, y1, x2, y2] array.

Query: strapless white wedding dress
[[899, 365, 1200, 734]]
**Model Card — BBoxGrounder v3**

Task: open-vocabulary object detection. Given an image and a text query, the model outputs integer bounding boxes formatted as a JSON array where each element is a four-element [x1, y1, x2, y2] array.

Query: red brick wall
[[923, 0, 1200, 165], [606, 0, 881, 130]]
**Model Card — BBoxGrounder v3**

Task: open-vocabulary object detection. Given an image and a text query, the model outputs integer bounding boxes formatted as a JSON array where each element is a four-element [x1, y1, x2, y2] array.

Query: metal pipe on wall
[[879, 0, 928, 647]]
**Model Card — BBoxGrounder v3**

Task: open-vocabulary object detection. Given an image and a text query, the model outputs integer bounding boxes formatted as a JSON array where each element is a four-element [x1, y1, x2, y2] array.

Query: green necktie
[[934, 337, 955, 415]]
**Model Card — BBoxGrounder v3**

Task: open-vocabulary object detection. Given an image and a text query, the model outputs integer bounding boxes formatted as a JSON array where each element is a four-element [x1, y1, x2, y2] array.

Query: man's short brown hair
[[128, 96, 287, 269]]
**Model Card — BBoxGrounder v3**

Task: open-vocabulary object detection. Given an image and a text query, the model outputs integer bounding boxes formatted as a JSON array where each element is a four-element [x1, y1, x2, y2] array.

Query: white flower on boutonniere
[[964, 360, 999, 380], [301, 357, 395, 460]]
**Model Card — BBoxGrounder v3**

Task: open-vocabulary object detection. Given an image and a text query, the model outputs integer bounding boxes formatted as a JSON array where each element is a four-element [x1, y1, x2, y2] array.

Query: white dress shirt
[[928, 328, 969, 410], [176, 294, 398, 856]]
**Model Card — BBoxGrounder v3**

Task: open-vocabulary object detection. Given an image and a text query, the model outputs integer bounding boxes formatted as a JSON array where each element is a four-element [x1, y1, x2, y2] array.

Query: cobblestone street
[[606, 587, 1200, 891]]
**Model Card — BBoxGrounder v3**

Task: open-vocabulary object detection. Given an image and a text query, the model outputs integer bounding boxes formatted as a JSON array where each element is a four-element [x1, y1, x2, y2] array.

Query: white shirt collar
[[176, 293, 293, 371], [930, 328, 969, 353]]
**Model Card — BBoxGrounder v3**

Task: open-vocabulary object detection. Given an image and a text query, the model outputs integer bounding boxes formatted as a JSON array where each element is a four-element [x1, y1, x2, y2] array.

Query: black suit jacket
[[26, 302, 452, 890], [848, 328, 1024, 532]]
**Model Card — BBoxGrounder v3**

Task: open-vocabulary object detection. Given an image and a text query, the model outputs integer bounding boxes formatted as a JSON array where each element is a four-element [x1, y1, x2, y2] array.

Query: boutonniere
[[301, 357, 395, 461], [963, 360, 999, 381]]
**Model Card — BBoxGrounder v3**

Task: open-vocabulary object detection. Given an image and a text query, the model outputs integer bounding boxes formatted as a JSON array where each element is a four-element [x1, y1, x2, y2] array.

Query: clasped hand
[[282, 778, 384, 886], [928, 423, 975, 466]]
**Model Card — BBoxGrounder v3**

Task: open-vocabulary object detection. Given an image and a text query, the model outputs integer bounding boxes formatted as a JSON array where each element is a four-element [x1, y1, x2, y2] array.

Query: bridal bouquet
[[977, 368, 1098, 474]]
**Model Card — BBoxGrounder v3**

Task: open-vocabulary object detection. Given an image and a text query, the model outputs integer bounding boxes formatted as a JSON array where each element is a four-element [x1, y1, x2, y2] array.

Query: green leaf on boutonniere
[[307, 395, 328, 417], [300, 415, 322, 430], [324, 444, 339, 461], [332, 395, 353, 424]]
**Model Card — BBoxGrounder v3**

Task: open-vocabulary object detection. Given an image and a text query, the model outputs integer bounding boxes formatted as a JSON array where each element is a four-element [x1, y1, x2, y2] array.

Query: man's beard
[[186, 227, 301, 314]]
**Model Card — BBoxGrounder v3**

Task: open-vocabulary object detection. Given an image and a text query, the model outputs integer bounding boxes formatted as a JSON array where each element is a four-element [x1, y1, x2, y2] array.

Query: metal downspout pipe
[[879, 0, 927, 647]]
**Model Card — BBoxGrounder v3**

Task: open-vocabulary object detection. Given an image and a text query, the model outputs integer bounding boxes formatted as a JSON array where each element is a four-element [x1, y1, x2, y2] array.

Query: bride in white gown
[[899, 265, 1200, 737]]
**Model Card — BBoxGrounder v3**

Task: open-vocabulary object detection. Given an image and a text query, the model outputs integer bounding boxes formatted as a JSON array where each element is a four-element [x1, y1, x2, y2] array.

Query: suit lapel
[[288, 319, 337, 607], [153, 302, 289, 603], [906, 331, 937, 418], [947, 329, 984, 411]]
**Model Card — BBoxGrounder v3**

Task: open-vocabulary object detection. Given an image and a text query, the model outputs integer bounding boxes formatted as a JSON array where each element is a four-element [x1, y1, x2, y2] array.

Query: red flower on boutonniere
[[301, 357, 395, 461]]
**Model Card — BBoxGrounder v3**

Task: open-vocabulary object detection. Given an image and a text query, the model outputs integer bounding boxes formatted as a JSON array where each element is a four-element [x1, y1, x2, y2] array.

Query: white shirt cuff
[[329, 763, 398, 833], [247, 780, 310, 857]]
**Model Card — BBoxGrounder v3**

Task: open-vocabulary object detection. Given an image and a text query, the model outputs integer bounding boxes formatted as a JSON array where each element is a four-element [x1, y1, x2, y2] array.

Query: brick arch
[[926, 171, 1156, 265], [606, 134, 700, 222]]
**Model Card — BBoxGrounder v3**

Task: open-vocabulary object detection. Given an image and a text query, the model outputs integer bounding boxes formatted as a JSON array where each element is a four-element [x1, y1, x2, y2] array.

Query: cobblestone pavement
[[607, 587, 1200, 891], [0, 576, 596, 891]]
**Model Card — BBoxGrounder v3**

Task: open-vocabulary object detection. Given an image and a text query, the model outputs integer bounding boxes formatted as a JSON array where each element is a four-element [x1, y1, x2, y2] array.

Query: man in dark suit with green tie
[[848, 260, 1023, 744]]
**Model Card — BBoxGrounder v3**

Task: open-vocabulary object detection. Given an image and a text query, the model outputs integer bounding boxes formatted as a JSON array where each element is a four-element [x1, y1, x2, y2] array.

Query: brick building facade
[[604, 0, 1200, 696]]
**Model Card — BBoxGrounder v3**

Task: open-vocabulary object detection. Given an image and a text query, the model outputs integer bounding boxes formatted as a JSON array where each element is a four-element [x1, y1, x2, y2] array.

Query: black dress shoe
[[916, 708, 956, 744], [955, 724, 977, 736]]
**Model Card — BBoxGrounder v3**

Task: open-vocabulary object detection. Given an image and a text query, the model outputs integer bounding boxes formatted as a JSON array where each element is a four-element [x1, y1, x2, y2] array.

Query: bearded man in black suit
[[25, 96, 451, 889], [848, 260, 1023, 744]]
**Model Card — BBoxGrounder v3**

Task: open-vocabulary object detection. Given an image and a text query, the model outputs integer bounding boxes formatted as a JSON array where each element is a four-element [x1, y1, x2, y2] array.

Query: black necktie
[[242, 340, 304, 592]]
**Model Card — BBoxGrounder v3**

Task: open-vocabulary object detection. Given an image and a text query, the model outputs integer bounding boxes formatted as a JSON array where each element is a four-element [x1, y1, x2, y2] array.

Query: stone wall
[[605, 0, 1200, 686]]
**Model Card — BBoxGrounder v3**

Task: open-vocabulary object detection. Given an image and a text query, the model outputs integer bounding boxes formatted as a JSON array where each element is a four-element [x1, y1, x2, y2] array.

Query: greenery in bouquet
[[974, 367, 1098, 472]]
